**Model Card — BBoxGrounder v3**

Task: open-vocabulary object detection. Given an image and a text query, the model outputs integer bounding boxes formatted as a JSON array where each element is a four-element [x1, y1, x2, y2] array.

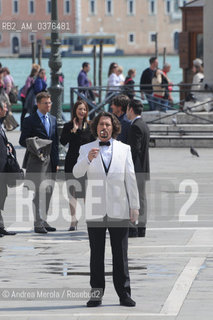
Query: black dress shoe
[[43, 223, 56, 232], [120, 296, 136, 307], [86, 299, 102, 307], [138, 227, 146, 237], [0, 233, 4, 237], [34, 226, 48, 234], [45, 226, 56, 232], [0, 228, 16, 236]]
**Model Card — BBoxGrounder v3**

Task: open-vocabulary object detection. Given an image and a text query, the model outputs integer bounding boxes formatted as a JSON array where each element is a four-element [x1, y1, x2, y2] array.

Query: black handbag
[[8, 86, 18, 104], [6, 143, 24, 187]]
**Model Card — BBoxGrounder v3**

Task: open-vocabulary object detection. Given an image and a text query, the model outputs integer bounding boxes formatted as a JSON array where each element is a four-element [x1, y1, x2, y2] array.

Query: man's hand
[[6, 143, 13, 153], [130, 209, 139, 223], [88, 148, 99, 162], [141, 92, 145, 100]]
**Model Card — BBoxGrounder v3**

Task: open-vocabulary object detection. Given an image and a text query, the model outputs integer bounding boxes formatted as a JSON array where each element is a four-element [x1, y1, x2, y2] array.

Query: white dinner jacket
[[73, 139, 139, 221]]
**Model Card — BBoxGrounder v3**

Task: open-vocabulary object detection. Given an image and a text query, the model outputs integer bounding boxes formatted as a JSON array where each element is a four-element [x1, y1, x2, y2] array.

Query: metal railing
[[69, 83, 213, 124]]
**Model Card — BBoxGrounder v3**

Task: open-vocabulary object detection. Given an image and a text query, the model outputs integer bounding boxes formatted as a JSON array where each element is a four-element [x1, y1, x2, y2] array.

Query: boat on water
[[42, 33, 123, 58]]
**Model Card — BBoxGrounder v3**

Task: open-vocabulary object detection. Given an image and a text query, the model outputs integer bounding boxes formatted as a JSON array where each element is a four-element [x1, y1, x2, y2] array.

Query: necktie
[[99, 141, 110, 146], [42, 115, 50, 136]]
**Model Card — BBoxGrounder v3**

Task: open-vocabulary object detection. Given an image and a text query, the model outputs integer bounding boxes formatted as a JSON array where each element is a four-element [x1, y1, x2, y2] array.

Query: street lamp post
[[48, 0, 65, 169]]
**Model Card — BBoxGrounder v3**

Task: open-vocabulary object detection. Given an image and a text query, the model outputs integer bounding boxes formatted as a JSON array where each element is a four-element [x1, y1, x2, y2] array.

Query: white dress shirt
[[99, 138, 113, 169]]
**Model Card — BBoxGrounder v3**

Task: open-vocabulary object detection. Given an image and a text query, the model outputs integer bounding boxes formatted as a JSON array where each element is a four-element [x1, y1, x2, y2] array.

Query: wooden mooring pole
[[31, 42, 36, 64], [99, 41, 103, 103]]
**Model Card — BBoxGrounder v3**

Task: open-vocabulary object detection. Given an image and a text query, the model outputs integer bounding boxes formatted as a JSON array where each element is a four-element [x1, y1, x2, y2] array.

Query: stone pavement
[[0, 131, 213, 319]]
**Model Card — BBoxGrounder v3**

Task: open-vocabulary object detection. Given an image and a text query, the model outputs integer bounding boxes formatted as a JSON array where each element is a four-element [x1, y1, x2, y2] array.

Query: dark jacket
[[124, 76, 135, 99], [19, 112, 59, 172], [127, 117, 150, 180], [34, 77, 47, 95], [116, 113, 131, 144], [140, 68, 155, 94], [60, 121, 94, 173]]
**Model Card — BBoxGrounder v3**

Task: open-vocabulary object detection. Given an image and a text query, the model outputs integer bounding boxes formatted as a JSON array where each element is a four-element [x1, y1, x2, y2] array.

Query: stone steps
[[144, 111, 213, 147], [143, 111, 213, 125]]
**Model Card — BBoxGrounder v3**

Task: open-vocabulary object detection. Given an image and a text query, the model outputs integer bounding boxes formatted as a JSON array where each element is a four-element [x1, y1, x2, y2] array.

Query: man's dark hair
[[149, 57, 157, 65], [82, 62, 90, 69], [112, 94, 130, 113], [36, 92, 51, 103], [128, 99, 143, 115], [90, 111, 121, 139]]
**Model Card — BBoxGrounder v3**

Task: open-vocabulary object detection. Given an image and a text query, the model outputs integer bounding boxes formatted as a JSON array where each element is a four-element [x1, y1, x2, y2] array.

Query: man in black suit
[[140, 56, 158, 110], [19, 92, 59, 234], [0, 101, 16, 236], [126, 99, 150, 237]]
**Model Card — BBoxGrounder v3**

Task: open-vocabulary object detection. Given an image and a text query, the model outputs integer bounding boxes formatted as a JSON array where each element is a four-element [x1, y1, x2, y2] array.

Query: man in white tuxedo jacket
[[73, 112, 139, 307]]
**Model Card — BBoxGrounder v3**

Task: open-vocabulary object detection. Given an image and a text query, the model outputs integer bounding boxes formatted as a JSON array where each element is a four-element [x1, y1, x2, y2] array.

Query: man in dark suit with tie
[[126, 99, 150, 237], [73, 112, 140, 307], [19, 92, 59, 234], [0, 101, 16, 236]]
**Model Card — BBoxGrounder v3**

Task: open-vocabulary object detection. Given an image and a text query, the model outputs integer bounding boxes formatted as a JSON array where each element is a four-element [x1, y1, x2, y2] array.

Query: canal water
[[0, 55, 182, 104]]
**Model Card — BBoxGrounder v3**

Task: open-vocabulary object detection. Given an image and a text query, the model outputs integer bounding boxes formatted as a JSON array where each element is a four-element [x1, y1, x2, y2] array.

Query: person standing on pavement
[[60, 100, 95, 231], [0, 101, 16, 236], [33, 68, 47, 95], [140, 57, 158, 110], [77, 62, 95, 101], [111, 94, 131, 144], [20, 64, 40, 129], [73, 112, 140, 307], [126, 99, 150, 238], [19, 92, 58, 234], [124, 69, 136, 100], [162, 62, 173, 104]]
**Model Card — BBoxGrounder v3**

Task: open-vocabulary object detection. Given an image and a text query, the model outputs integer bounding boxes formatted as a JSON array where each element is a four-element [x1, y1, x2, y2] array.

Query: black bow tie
[[99, 141, 110, 146]]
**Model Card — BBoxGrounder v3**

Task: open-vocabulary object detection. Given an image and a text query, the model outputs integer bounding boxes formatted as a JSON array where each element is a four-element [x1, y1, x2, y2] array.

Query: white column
[[75, 0, 81, 34], [203, 0, 213, 85]]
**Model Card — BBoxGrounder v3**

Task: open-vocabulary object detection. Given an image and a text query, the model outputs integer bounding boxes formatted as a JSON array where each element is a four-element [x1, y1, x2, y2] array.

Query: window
[[174, 0, 179, 12], [64, 0, 70, 14], [105, 0, 113, 15], [29, 0, 35, 14], [47, 0, 51, 14], [196, 33, 203, 59], [29, 33, 36, 43], [90, 0, 96, 14], [13, 0, 19, 14], [165, 0, 171, 14], [149, 0, 157, 15], [127, 0, 135, 15], [149, 32, 157, 43], [128, 33, 135, 44]]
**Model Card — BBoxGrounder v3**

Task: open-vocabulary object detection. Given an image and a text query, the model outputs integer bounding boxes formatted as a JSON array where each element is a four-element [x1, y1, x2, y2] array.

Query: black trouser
[[33, 185, 54, 227], [0, 173, 8, 228], [87, 220, 131, 300], [137, 178, 147, 227], [32, 171, 56, 227]]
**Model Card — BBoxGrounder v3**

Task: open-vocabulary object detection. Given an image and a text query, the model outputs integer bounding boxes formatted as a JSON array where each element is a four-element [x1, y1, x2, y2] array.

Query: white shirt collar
[[131, 115, 141, 125]]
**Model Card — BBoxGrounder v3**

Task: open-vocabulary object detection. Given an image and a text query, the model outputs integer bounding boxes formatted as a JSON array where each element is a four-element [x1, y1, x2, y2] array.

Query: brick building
[[0, 0, 74, 56], [0, 0, 190, 56]]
